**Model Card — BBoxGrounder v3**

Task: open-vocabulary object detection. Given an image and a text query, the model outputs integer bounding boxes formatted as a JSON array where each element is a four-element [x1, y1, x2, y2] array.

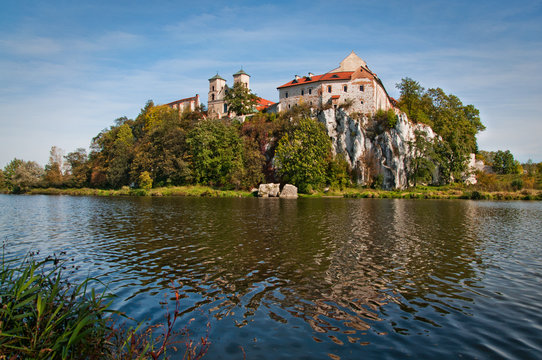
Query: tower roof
[[209, 73, 225, 81], [233, 69, 250, 77]]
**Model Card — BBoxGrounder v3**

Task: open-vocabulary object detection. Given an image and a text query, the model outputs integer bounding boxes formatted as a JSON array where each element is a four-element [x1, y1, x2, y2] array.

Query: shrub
[[139, 171, 153, 190], [511, 179, 524, 191]]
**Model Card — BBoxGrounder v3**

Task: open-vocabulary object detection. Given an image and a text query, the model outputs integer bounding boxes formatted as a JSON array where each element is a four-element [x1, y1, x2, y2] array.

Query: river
[[1, 194, 541, 359]]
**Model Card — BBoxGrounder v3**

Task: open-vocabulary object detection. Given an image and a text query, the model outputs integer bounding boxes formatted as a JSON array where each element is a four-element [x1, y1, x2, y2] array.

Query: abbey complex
[[166, 51, 395, 118]]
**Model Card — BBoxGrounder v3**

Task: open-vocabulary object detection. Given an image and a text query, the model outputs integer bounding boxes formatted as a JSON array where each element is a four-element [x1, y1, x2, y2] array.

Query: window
[[308, 88, 312, 95], [288, 104, 291, 109], [359, 85, 364, 92], [212, 86, 215, 91], [327, 85, 332, 93], [285, 92, 288, 98], [360, 100, 364, 104], [343, 85, 348, 92], [211, 94, 215, 101], [224, 104, 228, 113], [301, 89, 304, 96], [310, 101, 313, 106]]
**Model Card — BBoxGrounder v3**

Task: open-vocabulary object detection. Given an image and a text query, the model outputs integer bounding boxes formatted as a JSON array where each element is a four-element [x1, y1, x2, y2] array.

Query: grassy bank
[[22, 185, 252, 198], [4, 183, 542, 201]]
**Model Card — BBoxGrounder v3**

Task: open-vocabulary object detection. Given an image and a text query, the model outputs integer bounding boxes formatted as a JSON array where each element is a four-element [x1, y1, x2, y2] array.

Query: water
[[1, 194, 541, 359]]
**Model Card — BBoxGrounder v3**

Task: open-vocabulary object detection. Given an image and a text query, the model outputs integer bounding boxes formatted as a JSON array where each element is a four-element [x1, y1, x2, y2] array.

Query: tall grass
[[0, 250, 209, 359]]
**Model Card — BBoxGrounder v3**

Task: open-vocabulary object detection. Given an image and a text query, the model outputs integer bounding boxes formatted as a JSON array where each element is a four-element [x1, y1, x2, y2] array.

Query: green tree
[[187, 119, 244, 187], [396, 77, 425, 121], [408, 130, 437, 186], [224, 82, 259, 116], [3, 158, 24, 191], [64, 148, 89, 187], [275, 117, 332, 192], [0, 169, 6, 189], [492, 150, 516, 174]]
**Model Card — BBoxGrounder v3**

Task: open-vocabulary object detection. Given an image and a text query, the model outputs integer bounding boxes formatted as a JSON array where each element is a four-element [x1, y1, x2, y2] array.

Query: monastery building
[[277, 52, 394, 114]]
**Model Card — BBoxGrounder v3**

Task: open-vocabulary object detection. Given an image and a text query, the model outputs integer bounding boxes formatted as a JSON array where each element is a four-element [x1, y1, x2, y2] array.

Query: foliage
[[0, 251, 209, 360], [373, 109, 398, 130], [326, 154, 351, 189], [223, 82, 259, 116], [396, 78, 485, 184], [44, 146, 64, 187], [275, 117, 332, 192], [187, 119, 244, 188], [64, 148, 90, 188], [408, 130, 437, 186], [3, 158, 24, 190], [11, 161, 44, 192], [0, 169, 6, 189], [492, 150, 519, 174], [139, 171, 153, 190]]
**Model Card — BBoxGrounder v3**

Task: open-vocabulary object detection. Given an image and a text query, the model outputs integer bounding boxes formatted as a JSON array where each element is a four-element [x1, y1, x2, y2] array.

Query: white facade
[[277, 52, 393, 114]]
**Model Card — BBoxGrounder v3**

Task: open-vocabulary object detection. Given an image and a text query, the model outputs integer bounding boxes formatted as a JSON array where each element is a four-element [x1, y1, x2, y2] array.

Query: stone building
[[276, 51, 394, 114], [207, 70, 274, 119], [166, 94, 200, 112]]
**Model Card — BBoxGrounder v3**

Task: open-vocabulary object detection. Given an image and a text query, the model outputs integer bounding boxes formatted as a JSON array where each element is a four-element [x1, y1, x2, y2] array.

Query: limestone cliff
[[317, 108, 438, 189]]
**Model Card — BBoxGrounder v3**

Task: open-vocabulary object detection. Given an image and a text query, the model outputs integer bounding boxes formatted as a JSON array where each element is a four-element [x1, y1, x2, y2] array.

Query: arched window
[[212, 94, 215, 101]]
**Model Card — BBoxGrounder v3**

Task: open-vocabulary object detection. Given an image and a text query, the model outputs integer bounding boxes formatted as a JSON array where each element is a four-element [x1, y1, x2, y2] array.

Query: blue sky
[[1, 0, 541, 167]]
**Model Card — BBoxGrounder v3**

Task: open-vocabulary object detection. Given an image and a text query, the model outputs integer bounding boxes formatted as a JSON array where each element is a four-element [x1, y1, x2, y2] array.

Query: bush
[[0, 252, 209, 360], [511, 179, 524, 191], [139, 171, 153, 190]]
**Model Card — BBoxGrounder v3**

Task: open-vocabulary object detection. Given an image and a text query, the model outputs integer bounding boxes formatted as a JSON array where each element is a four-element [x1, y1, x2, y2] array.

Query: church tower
[[233, 69, 250, 89], [208, 73, 227, 118]]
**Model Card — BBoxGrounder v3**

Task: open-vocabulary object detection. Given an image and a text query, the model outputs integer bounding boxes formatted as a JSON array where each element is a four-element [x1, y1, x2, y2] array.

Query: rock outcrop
[[317, 108, 438, 189]]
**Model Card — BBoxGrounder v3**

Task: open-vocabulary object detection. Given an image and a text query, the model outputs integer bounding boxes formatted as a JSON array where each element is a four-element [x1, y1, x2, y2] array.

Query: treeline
[[0, 102, 349, 193]]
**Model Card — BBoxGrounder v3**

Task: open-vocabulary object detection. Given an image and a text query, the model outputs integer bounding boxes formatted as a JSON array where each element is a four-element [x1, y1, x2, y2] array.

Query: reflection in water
[[1, 195, 541, 359]]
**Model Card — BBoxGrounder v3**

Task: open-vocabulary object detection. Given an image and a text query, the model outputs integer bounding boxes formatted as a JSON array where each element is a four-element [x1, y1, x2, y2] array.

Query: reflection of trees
[[83, 197, 485, 346]]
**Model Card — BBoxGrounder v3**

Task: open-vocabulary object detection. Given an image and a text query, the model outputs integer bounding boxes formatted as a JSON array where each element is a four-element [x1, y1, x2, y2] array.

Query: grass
[[23, 185, 253, 198], [0, 249, 209, 359]]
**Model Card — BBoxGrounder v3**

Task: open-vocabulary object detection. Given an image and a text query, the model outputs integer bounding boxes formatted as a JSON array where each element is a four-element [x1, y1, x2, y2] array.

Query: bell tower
[[233, 69, 250, 90], [208, 73, 227, 118]]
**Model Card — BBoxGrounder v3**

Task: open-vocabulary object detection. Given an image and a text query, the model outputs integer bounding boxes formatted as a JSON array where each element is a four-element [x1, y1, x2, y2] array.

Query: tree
[[138, 171, 153, 190], [64, 148, 89, 187], [3, 158, 24, 190], [408, 130, 436, 186], [11, 161, 44, 191], [275, 117, 332, 192], [0, 169, 6, 189], [186, 119, 244, 187], [396, 78, 425, 121], [492, 150, 516, 174], [224, 82, 259, 116], [44, 146, 64, 187]]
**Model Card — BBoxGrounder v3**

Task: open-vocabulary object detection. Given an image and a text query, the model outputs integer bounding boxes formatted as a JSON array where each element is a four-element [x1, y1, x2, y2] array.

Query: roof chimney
[[308, 72, 314, 78], [294, 75, 300, 80]]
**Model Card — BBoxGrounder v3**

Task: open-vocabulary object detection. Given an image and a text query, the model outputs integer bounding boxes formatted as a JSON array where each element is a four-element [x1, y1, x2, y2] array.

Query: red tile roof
[[256, 97, 275, 111], [331, 95, 340, 100], [277, 71, 357, 89]]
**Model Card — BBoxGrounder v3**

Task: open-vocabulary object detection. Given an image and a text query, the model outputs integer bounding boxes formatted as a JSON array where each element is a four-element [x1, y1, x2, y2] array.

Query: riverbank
[[2, 184, 542, 200]]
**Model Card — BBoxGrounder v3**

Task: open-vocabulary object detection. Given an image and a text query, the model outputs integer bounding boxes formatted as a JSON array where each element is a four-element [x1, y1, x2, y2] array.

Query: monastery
[[166, 52, 394, 118]]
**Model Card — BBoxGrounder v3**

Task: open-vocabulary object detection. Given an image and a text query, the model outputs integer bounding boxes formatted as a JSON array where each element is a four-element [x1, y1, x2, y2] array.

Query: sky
[[1, 0, 541, 167]]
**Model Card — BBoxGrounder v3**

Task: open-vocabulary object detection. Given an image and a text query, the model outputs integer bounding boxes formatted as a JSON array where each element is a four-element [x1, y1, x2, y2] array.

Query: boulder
[[279, 184, 298, 199], [258, 183, 280, 197]]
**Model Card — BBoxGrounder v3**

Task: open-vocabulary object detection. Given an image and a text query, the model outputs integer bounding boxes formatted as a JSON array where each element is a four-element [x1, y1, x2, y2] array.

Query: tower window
[[212, 86, 215, 91], [343, 85, 348, 92], [327, 85, 332, 93], [211, 94, 215, 101], [359, 85, 364, 91]]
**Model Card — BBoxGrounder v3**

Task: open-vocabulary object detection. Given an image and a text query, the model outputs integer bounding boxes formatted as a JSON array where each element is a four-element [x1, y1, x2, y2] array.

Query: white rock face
[[317, 109, 437, 189]]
